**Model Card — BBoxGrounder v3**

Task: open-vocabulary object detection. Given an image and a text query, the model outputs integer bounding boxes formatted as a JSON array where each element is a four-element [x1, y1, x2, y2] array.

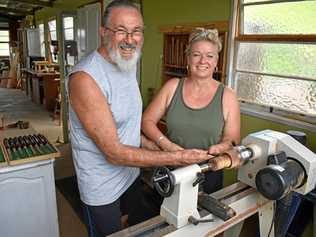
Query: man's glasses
[[106, 27, 144, 39]]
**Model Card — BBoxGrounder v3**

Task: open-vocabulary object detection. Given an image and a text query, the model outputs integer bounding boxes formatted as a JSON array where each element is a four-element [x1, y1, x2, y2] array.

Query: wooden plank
[[108, 216, 176, 237], [43, 75, 59, 111], [0, 7, 32, 15], [236, 34, 316, 42], [219, 31, 228, 84], [13, 0, 53, 7]]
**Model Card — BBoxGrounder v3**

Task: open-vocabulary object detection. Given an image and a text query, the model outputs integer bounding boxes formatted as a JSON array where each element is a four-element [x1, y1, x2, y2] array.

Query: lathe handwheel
[[152, 167, 175, 197]]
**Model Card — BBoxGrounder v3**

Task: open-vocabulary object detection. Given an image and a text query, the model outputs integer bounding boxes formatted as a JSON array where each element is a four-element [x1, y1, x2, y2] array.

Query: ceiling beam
[[0, 7, 32, 15], [0, 13, 24, 21], [12, 0, 53, 7]]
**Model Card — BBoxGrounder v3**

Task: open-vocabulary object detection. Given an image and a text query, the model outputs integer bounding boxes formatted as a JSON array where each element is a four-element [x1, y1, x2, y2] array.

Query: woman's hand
[[208, 141, 233, 155], [159, 137, 184, 152], [141, 134, 161, 151]]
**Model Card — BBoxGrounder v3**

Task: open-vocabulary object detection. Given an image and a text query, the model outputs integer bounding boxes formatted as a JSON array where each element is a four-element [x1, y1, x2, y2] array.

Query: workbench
[[0, 128, 60, 237], [22, 69, 60, 111]]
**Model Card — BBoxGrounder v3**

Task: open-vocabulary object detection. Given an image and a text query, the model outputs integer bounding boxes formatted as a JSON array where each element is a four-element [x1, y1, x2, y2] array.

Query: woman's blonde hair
[[186, 27, 222, 55]]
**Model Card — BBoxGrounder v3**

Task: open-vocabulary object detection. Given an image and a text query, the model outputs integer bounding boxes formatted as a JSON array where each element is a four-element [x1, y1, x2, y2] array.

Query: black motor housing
[[255, 158, 305, 200]]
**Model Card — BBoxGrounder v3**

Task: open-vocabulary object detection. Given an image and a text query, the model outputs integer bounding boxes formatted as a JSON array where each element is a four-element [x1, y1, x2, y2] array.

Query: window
[[63, 16, 76, 67], [38, 23, 45, 57], [229, 0, 316, 121], [0, 30, 10, 56], [48, 19, 58, 62], [63, 16, 74, 40]]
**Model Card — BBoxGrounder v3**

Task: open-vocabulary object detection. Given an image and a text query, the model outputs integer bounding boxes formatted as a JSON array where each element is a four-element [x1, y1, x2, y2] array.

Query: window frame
[[227, 0, 316, 130]]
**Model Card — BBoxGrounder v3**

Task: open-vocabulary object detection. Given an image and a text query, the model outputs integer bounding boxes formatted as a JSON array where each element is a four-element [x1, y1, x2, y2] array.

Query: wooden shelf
[[164, 64, 186, 69], [164, 71, 186, 77]]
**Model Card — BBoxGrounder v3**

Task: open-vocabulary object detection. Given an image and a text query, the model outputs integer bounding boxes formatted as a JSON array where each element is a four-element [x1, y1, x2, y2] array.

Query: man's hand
[[176, 149, 210, 166]]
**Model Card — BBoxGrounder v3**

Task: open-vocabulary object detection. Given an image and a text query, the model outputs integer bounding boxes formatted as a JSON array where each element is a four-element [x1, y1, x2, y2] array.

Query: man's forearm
[[103, 141, 210, 168]]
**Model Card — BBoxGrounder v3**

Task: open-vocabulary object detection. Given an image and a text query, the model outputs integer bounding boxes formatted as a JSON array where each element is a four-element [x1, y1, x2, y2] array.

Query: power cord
[[268, 201, 276, 237]]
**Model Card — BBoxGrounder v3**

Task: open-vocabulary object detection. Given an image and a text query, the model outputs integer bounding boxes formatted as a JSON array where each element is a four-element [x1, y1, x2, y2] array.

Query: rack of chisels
[[0, 133, 60, 166], [0, 143, 6, 167]]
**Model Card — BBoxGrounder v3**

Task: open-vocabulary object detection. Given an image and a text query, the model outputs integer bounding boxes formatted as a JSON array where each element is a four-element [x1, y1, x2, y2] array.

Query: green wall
[[241, 114, 316, 150], [141, 0, 231, 106]]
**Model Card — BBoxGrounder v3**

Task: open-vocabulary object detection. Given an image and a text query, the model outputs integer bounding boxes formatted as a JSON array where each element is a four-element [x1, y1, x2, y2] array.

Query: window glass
[[39, 23, 45, 57], [63, 16, 76, 68], [0, 31, 9, 42], [48, 20, 56, 31], [50, 31, 57, 41], [64, 29, 74, 41], [243, 1, 316, 34], [48, 19, 57, 40], [0, 43, 9, 56], [48, 19, 58, 62], [0, 30, 9, 56], [237, 42, 316, 79], [63, 17, 74, 29], [236, 72, 316, 116], [231, 0, 316, 117]]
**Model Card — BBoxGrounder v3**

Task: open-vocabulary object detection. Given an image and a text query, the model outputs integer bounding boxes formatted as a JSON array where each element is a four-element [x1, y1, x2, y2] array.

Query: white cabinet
[[0, 160, 59, 237], [26, 28, 41, 57]]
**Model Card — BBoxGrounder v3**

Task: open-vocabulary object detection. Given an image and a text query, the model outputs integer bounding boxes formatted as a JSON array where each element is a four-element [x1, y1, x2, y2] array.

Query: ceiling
[[0, 0, 54, 21]]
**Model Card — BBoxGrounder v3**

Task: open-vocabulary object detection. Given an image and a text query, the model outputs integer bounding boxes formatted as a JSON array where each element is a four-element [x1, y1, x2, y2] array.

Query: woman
[[142, 28, 240, 194]]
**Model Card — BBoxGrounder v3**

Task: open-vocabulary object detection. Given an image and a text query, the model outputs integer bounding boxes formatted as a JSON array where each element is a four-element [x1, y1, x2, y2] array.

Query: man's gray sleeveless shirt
[[66, 50, 141, 205]]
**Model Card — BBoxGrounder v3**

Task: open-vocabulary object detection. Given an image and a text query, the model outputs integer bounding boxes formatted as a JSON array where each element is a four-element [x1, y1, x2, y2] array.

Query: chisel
[[18, 136, 33, 157]]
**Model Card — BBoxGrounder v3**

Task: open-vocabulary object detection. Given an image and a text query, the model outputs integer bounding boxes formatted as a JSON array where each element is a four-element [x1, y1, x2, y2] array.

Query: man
[[67, 0, 210, 236]]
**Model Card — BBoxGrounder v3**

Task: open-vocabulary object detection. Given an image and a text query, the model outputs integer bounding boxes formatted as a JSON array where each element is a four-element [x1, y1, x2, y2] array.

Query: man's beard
[[106, 40, 141, 72]]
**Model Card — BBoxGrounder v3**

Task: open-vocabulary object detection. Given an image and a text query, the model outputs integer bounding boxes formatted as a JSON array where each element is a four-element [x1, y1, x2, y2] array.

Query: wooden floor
[[0, 88, 87, 237]]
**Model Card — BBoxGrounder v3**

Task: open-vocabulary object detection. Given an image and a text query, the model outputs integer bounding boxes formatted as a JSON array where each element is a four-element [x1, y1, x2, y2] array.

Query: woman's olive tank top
[[166, 78, 225, 150]]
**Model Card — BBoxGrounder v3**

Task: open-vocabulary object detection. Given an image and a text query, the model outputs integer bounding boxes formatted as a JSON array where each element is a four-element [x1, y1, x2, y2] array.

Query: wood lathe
[[110, 130, 316, 237]]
